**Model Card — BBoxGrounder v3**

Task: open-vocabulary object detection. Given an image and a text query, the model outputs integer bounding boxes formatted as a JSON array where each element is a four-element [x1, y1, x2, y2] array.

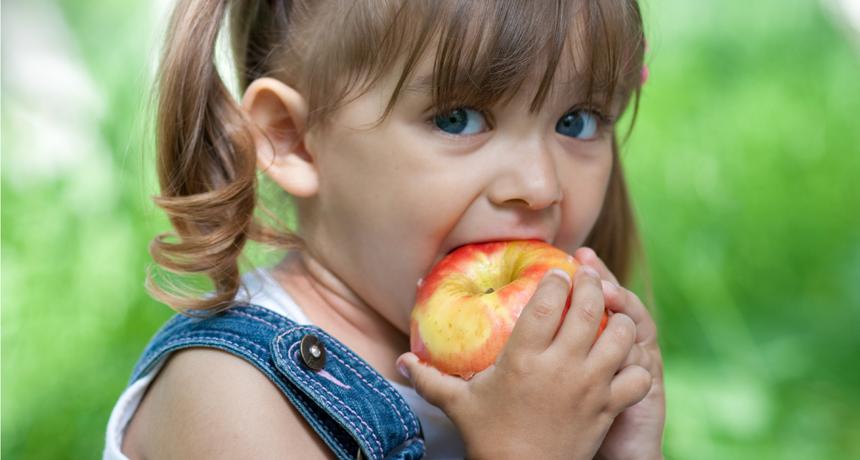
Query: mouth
[[444, 236, 551, 256]]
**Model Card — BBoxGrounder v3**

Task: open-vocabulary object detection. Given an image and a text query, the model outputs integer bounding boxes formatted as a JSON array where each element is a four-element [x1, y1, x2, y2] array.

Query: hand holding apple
[[398, 258, 651, 459], [572, 248, 666, 460], [410, 240, 608, 379]]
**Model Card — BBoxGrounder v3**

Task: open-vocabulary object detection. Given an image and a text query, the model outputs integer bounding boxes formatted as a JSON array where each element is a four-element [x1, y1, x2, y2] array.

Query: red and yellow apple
[[410, 240, 609, 379]]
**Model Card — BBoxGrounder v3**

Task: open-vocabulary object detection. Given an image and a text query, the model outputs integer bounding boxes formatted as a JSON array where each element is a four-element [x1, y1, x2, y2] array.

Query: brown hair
[[147, 0, 647, 314]]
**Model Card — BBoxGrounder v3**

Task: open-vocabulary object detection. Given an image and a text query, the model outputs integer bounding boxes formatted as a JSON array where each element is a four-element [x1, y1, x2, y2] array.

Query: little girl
[[105, 0, 665, 458]]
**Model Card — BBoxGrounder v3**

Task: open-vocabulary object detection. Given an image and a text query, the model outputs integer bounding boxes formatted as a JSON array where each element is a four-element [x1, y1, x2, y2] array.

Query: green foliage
[[2, 0, 858, 458], [626, 1, 860, 458]]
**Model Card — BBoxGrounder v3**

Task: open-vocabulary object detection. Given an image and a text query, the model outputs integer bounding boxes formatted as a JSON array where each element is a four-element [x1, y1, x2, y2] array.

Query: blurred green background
[[3, 0, 859, 458]]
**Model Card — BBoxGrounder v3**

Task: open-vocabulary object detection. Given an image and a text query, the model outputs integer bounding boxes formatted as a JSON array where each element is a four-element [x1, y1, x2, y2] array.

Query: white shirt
[[103, 268, 465, 459]]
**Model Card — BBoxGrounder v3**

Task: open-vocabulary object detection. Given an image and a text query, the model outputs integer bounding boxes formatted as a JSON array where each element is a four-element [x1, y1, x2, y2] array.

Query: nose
[[487, 143, 562, 210]]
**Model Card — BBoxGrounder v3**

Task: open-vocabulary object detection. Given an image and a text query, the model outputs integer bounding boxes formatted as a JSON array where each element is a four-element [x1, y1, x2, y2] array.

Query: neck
[[271, 251, 410, 385]]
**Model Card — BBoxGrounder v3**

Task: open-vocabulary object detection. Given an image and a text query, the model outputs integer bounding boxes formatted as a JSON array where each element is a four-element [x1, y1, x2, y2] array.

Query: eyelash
[[424, 104, 615, 135], [423, 105, 491, 133], [580, 107, 615, 126]]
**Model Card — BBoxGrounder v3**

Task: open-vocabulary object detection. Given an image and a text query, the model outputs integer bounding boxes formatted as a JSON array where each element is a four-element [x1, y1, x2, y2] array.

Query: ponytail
[[147, 0, 299, 314]]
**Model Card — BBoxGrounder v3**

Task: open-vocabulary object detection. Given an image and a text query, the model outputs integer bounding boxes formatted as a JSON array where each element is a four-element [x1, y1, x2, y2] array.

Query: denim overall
[[129, 304, 426, 459]]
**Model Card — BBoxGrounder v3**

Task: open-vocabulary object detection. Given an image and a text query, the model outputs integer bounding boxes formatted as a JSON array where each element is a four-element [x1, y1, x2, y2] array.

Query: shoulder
[[122, 347, 332, 460]]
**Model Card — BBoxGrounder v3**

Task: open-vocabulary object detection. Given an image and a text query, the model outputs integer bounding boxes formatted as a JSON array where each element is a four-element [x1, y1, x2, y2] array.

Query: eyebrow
[[403, 74, 435, 94]]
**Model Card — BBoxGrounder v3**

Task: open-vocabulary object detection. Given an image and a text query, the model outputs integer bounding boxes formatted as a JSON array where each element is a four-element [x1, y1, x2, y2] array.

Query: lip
[[444, 235, 552, 256]]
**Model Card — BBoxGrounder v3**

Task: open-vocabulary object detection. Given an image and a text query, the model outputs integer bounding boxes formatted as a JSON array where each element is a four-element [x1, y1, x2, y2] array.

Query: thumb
[[396, 352, 465, 410]]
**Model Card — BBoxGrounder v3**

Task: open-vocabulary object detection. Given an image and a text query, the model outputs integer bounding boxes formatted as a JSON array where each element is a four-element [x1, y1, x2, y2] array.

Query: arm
[[122, 348, 333, 460]]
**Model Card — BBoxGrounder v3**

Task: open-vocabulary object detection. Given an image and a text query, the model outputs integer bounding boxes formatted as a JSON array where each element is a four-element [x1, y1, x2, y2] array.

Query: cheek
[[555, 151, 614, 251], [315, 131, 476, 329]]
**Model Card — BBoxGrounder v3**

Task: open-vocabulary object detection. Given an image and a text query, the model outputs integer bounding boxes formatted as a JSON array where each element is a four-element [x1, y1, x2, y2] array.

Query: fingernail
[[548, 268, 571, 286], [397, 361, 411, 381], [601, 279, 619, 294], [581, 265, 599, 278]]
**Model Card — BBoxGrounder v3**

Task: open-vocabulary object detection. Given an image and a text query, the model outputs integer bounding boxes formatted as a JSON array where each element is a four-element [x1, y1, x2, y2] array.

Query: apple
[[410, 240, 609, 380]]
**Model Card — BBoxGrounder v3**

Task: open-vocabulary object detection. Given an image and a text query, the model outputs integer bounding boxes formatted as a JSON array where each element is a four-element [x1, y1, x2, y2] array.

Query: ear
[[241, 77, 318, 197]]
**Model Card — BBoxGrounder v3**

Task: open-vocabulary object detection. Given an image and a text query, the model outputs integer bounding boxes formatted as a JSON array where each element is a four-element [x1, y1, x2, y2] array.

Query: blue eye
[[433, 108, 488, 135], [556, 110, 600, 140]]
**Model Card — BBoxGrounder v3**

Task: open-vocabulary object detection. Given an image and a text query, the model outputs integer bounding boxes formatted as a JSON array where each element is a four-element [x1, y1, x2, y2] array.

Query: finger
[[503, 269, 572, 359], [574, 247, 620, 285], [550, 265, 605, 357], [619, 343, 651, 371], [608, 364, 652, 414], [601, 280, 658, 343], [587, 313, 636, 377], [397, 353, 466, 410]]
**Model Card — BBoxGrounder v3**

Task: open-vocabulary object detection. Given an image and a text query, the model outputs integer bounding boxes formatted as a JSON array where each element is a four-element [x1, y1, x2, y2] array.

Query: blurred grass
[[2, 0, 859, 458]]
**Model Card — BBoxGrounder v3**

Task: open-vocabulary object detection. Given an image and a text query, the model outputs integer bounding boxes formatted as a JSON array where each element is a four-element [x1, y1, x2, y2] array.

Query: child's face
[[302, 53, 615, 334]]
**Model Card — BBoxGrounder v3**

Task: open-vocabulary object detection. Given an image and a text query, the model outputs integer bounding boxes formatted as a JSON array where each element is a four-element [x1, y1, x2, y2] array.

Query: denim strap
[[130, 305, 425, 460]]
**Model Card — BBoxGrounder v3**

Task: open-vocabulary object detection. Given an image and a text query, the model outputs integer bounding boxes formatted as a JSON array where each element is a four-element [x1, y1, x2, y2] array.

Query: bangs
[[292, 0, 645, 128], [379, 0, 646, 119]]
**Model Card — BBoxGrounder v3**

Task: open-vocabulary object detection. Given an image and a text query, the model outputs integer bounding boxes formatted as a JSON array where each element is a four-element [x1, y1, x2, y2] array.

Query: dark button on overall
[[300, 334, 326, 370]]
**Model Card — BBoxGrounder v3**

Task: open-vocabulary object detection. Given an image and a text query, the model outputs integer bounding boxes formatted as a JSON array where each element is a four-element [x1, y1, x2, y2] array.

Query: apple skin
[[410, 240, 609, 380]]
